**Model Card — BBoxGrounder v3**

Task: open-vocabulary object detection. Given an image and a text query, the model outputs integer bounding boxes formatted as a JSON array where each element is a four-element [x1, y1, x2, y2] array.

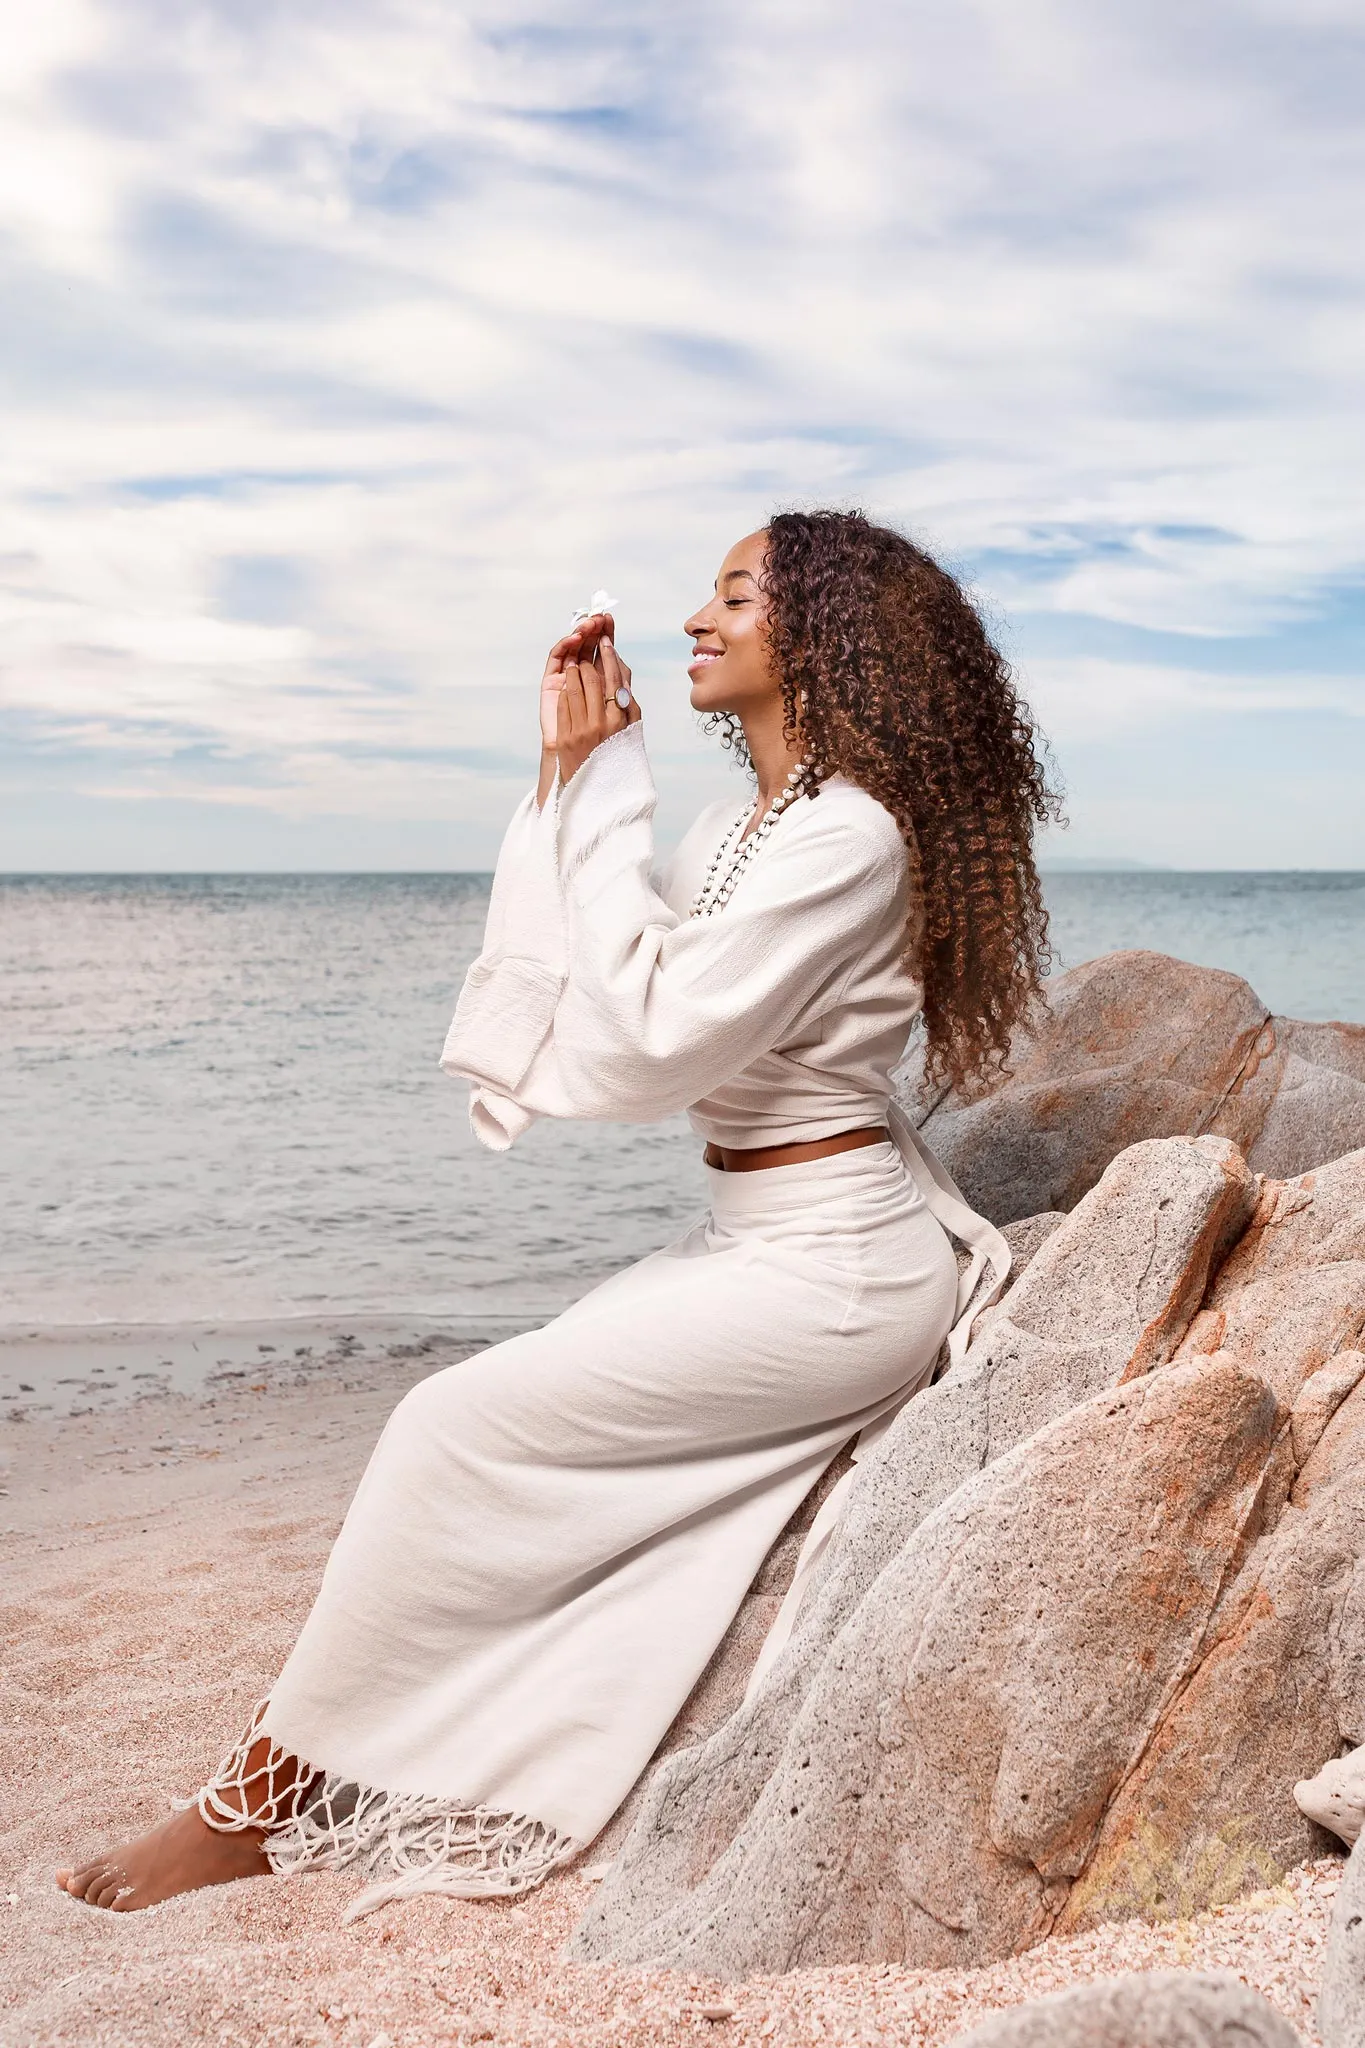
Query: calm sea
[[2, 870, 1361, 1332]]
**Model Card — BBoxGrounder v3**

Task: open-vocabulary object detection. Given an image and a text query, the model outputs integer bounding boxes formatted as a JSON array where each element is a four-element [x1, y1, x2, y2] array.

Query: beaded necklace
[[688, 760, 817, 918]]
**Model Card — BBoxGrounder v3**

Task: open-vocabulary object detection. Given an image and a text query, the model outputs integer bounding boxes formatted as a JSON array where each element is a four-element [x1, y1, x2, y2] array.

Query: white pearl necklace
[[689, 761, 816, 918]]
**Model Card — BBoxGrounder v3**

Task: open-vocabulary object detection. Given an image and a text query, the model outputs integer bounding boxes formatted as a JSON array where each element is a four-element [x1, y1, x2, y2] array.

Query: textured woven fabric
[[204, 1144, 968, 1908], [198, 733, 1010, 1913], [441, 723, 924, 1153]]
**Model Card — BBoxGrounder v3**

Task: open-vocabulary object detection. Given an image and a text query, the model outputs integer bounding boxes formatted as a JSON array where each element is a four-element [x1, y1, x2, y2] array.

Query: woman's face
[[683, 530, 781, 717]]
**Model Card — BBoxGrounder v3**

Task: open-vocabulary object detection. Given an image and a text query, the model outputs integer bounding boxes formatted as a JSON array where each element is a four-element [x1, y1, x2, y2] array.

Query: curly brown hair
[[708, 509, 1061, 1097]]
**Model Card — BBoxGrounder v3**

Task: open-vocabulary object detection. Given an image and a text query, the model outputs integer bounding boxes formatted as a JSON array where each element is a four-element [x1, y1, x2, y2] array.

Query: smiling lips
[[689, 647, 722, 673]]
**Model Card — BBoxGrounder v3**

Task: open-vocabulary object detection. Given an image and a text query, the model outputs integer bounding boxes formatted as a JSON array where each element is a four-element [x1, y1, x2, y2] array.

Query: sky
[[1, 0, 1363, 871]]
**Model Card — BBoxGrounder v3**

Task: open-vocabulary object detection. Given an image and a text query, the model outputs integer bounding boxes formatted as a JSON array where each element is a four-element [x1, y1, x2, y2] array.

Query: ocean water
[[1, 870, 1361, 1332]]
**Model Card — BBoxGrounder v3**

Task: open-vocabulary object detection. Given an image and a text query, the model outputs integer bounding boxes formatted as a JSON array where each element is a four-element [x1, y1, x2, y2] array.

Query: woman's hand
[[536, 621, 599, 805], [539, 622, 598, 754], [539, 614, 626, 747], [555, 630, 640, 783]]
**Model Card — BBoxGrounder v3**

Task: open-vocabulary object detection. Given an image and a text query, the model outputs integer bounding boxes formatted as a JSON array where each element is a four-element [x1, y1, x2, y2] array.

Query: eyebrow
[[719, 569, 758, 587]]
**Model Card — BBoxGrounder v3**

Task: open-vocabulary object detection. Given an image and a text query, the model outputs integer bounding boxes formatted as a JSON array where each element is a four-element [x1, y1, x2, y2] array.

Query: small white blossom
[[570, 588, 619, 626]]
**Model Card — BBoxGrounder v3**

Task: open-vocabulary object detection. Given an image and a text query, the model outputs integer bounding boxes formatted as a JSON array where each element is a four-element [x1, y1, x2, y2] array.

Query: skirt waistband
[[704, 1138, 907, 1219]]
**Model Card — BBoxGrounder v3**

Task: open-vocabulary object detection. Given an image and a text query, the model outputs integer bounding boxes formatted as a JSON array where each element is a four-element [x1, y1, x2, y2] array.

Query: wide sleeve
[[440, 724, 905, 1150], [437, 787, 567, 1116]]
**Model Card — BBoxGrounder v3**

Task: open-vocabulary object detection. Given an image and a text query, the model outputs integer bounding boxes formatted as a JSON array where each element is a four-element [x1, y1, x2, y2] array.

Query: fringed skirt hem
[[194, 1699, 580, 1921]]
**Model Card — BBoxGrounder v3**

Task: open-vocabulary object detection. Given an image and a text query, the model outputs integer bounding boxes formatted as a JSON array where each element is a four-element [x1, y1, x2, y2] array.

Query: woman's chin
[[689, 682, 735, 716]]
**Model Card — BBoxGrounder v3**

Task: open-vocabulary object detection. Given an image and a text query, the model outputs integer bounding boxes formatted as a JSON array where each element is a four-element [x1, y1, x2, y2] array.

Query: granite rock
[[1044, 1156, 1365, 1936], [577, 1143, 1365, 1978], [1176, 1147, 1365, 1404], [1249, 1020, 1365, 1182], [578, 1355, 1281, 1976], [1056, 1352, 1365, 1937], [573, 1137, 1254, 1965], [905, 950, 1365, 1224], [945, 1970, 1300, 2048]]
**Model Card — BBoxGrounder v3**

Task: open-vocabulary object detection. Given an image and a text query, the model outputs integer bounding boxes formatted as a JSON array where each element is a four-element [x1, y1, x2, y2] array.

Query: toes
[[92, 1874, 128, 1911], [68, 1863, 117, 1906]]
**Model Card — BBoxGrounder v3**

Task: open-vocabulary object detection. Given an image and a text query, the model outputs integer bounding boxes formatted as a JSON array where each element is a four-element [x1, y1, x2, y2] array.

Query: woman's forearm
[[535, 747, 558, 811]]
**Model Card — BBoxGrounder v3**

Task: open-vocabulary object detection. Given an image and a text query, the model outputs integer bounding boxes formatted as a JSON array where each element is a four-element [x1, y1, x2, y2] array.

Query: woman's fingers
[[598, 638, 641, 727], [558, 654, 609, 776], [560, 658, 587, 737], [597, 638, 628, 733], [584, 646, 609, 723], [598, 636, 624, 696], [560, 657, 603, 741], [554, 632, 637, 777], [542, 622, 602, 693], [550, 614, 611, 665], [541, 631, 589, 751], [542, 632, 581, 682]]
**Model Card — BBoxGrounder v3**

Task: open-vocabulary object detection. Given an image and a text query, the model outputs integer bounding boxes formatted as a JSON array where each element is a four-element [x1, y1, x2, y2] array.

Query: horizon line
[[3, 866, 1365, 881]]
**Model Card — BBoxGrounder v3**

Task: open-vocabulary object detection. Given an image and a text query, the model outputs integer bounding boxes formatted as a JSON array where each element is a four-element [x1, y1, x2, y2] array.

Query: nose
[[683, 601, 715, 639]]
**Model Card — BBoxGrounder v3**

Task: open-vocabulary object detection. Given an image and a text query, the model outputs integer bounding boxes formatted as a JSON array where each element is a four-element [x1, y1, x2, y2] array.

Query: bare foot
[[55, 1803, 271, 1911]]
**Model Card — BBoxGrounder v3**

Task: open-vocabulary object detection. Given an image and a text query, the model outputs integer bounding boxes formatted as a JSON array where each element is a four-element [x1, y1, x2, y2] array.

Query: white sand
[[1, 1341, 1341, 2046]]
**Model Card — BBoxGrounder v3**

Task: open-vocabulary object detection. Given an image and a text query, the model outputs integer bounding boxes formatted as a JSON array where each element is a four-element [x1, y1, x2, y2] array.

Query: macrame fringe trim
[[194, 1699, 580, 1922]]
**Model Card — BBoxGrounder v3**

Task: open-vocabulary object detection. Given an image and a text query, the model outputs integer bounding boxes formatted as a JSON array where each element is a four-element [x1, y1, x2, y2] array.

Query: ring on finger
[[613, 685, 633, 710]]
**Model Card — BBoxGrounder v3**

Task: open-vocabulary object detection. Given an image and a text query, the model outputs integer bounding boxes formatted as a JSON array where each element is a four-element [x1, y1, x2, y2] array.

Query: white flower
[[570, 588, 619, 626]]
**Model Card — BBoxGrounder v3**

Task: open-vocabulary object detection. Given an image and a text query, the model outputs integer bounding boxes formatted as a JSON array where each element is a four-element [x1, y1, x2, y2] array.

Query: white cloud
[[1025, 656, 1365, 745], [1, 0, 1363, 863]]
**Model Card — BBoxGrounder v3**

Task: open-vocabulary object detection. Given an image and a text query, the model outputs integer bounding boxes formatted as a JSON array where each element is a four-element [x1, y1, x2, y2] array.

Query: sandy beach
[[6, 0, 1363, 2032], [0, 1331, 1344, 2047]]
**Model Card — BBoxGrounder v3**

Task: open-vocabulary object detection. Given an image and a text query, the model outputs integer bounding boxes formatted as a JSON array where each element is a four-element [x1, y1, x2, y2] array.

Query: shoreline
[[1, 1347, 1342, 2045], [0, 1314, 550, 1419]]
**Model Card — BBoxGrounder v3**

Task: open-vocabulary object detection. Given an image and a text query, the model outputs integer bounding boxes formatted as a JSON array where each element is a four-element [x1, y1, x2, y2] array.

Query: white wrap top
[[440, 722, 924, 1154]]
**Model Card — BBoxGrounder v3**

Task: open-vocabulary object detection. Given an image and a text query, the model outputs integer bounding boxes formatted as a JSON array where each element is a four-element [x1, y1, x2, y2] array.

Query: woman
[[57, 510, 1057, 1917]]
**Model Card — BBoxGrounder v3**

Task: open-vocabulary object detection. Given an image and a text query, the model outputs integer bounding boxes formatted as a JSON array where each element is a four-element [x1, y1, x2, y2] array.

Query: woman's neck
[[740, 704, 805, 813]]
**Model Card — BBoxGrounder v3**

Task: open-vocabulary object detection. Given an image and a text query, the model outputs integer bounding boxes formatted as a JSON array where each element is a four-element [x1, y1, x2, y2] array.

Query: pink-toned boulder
[[1250, 1020, 1365, 1182], [1057, 1355, 1365, 1937], [580, 1357, 1284, 1977], [905, 950, 1365, 1224], [1175, 1148, 1365, 1402], [576, 1145, 1365, 1979], [1057, 1155, 1365, 1937], [575, 1137, 1254, 1958], [1056, 1155, 1365, 1941]]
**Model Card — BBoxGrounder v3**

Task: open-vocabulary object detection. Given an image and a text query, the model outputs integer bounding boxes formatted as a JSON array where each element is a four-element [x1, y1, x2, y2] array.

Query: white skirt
[[200, 1141, 961, 1915]]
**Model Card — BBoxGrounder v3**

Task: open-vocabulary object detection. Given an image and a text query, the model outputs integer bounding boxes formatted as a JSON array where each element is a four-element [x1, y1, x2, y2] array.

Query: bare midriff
[[702, 1125, 891, 1173]]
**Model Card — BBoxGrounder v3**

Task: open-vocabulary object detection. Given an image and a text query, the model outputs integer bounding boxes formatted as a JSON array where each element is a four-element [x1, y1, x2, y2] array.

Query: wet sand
[[1, 1332, 1342, 2046]]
